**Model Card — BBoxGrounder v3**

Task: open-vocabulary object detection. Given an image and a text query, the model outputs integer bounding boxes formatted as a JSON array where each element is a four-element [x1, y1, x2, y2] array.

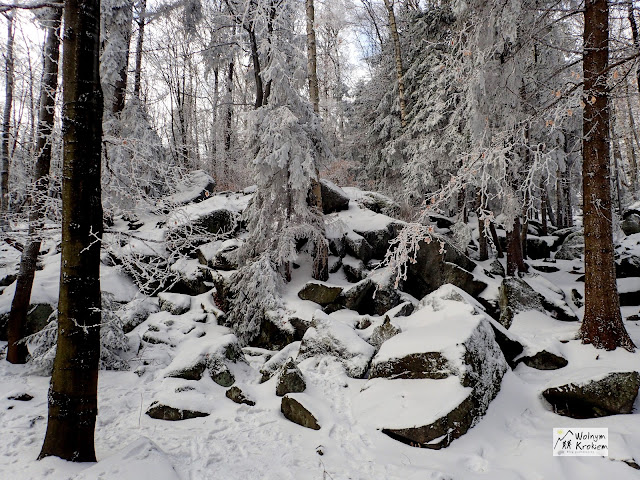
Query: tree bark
[[133, 0, 146, 98], [111, 1, 133, 114], [39, 0, 105, 461], [306, 0, 320, 114], [506, 217, 527, 276], [7, 8, 62, 365], [628, 1, 640, 97], [489, 221, 503, 258], [580, 0, 634, 351], [540, 181, 548, 236], [382, 0, 406, 128], [1, 11, 15, 217]]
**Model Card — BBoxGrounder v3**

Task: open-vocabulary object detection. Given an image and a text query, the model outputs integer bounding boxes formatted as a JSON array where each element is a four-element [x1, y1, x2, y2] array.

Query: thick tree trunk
[[382, 0, 407, 128], [39, 0, 105, 461], [306, 0, 320, 114], [580, 0, 634, 351], [7, 8, 62, 365], [133, 0, 146, 98], [506, 217, 527, 276], [1, 12, 15, 217]]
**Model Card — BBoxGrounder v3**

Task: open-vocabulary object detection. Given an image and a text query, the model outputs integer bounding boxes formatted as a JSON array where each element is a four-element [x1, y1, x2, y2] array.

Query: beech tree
[[39, 0, 105, 461], [7, 6, 62, 364], [1, 9, 14, 218]]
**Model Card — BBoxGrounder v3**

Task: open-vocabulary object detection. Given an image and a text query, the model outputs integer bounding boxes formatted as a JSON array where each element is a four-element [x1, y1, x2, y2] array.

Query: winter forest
[[2, 0, 640, 478]]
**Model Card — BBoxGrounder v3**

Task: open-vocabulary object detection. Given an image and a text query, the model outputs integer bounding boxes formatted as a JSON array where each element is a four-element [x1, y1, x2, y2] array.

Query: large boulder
[[555, 231, 584, 260], [621, 210, 640, 236], [526, 235, 553, 260], [297, 311, 375, 378], [196, 239, 240, 271], [0, 303, 55, 341], [320, 179, 350, 214], [344, 188, 401, 217], [163, 333, 243, 383], [298, 281, 343, 306], [357, 285, 508, 449], [353, 221, 405, 260], [403, 235, 487, 300], [498, 277, 577, 328], [542, 372, 640, 418], [165, 170, 215, 206], [344, 232, 373, 264], [616, 253, 640, 278]]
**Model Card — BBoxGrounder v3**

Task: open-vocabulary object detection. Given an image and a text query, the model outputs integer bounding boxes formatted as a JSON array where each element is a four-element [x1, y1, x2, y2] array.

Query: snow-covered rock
[[357, 285, 507, 449], [165, 170, 215, 206], [543, 372, 640, 418], [555, 231, 584, 260], [403, 234, 487, 301], [498, 276, 578, 329], [297, 311, 375, 378], [158, 292, 192, 315], [344, 231, 373, 263], [621, 210, 640, 236], [146, 402, 209, 421], [320, 179, 350, 214], [276, 359, 306, 396], [298, 281, 343, 306]]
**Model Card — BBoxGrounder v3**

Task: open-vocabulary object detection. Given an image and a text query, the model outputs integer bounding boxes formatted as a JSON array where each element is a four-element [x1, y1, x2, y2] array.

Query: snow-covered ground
[[2, 185, 640, 480]]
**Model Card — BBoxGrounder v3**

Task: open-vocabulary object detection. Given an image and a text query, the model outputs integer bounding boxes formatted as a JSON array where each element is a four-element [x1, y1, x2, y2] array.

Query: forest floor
[[1, 184, 640, 480]]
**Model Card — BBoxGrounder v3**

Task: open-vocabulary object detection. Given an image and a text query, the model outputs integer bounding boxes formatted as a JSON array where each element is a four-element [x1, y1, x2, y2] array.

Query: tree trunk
[[248, 28, 263, 109], [382, 0, 407, 128], [111, 1, 133, 114], [628, 1, 640, 97], [506, 217, 527, 276], [624, 83, 640, 188], [133, 0, 146, 98], [306, 0, 320, 114], [225, 60, 233, 152], [489, 222, 503, 258], [610, 111, 624, 214], [39, 0, 105, 461], [580, 0, 634, 351], [556, 167, 565, 228], [7, 8, 62, 365], [540, 181, 548, 236], [1, 12, 15, 218]]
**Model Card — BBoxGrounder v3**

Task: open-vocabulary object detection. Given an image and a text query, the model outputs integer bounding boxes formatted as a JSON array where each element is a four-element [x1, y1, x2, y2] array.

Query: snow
[[74, 437, 181, 480], [0, 255, 138, 314], [4, 195, 640, 480], [355, 377, 472, 429]]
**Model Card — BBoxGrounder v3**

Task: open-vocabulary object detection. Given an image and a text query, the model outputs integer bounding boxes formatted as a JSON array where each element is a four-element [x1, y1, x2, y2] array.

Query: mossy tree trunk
[[39, 0, 105, 461]]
